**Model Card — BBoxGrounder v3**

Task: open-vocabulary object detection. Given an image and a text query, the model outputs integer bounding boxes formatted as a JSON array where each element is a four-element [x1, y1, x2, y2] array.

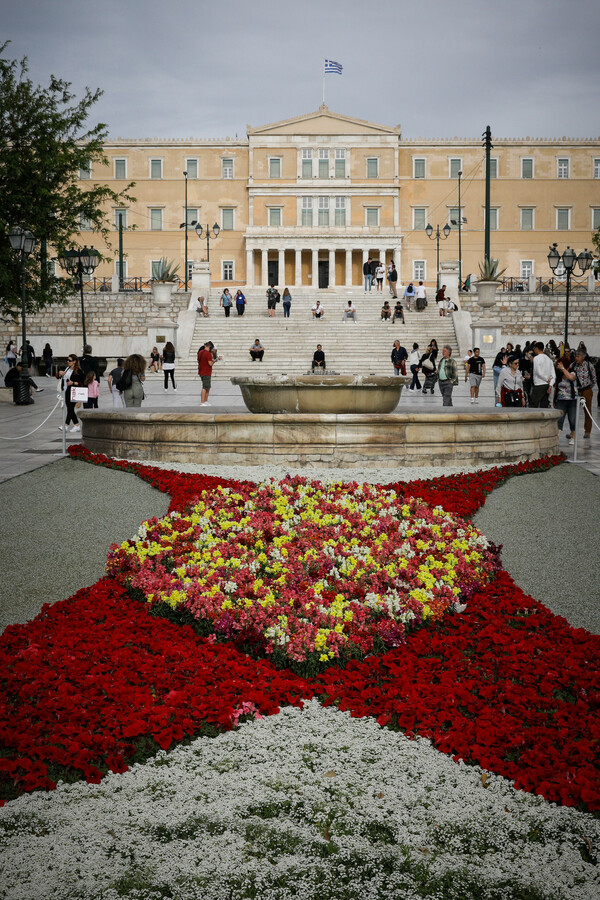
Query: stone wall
[[460, 291, 600, 336]]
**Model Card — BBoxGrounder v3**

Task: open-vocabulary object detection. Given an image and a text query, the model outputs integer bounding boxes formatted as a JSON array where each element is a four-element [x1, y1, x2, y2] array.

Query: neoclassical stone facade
[[77, 106, 599, 291]]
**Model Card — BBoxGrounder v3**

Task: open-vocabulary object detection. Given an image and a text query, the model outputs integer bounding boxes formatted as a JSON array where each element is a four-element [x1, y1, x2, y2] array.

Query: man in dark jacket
[[363, 257, 373, 292], [80, 345, 101, 380]]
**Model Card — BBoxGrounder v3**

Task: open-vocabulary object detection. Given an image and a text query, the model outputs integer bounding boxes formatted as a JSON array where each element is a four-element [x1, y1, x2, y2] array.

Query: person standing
[[5, 340, 17, 369], [573, 346, 597, 439], [387, 261, 398, 298], [122, 354, 146, 408], [312, 344, 326, 372], [409, 343, 421, 391], [492, 349, 509, 405], [415, 281, 427, 311], [80, 345, 101, 382], [391, 340, 408, 376], [197, 341, 220, 405], [162, 341, 176, 392], [403, 283, 415, 311], [530, 342, 555, 408], [496, 355, 526, 407], [437, 345, 459, 406], [375, 261, 385, 292], [220, 288, 233, 318], [363, 257, 373, 292], [266, 285, 278, 317], [436, 284, 447, 317], [108, 358, 126, 409], [42, 343, 54, 377], [235, 289, 246, 316], [466, 347, 486, 404], [282, 287, 292, 318], [420, 346, 438, 395], [58, 354, 85, 432], [83, 371, 100, 409]]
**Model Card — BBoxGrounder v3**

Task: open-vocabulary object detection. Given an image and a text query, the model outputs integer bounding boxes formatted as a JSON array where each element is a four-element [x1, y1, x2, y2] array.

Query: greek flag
[[324, 59, 343, 75]]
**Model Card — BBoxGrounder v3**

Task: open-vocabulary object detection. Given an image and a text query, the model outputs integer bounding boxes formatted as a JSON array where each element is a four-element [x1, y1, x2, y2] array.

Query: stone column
[[345, 248, 353, 286], [380, 247, 388, 266], [246, 248, 254, 288], [295, 249, 302, 287], [329, 249, 336, 287], [311, 248, 319, 290], [261, 249, 268, 286], [278, 248, 285, 287]]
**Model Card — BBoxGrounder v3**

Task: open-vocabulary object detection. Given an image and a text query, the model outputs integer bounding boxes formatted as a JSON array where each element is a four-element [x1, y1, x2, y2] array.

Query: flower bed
[[106, 478, 499, 672]]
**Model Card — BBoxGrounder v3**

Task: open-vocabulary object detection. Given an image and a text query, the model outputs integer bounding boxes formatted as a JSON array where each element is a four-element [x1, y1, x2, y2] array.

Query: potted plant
[[475, 258, 506, 308], [151, 257, 180, 308]]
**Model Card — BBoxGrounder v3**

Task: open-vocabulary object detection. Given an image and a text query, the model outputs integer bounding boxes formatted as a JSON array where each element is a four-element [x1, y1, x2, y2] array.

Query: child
[[83, 370, 99, 408]]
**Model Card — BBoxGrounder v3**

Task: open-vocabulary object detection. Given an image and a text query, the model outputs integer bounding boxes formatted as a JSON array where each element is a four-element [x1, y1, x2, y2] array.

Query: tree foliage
[[0, 42, 135, 316], [592, 227, 600, 277]]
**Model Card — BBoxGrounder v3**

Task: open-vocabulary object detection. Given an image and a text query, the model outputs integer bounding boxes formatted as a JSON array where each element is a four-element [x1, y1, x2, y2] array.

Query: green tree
[[0, 42, 135, 316]]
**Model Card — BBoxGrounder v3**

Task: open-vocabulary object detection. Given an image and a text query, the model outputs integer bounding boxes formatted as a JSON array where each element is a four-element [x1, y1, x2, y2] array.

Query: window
[[334, 197, 346, 226], [592, 208, 600, 230], [221, 208, 234, 230], [557, 158, 570, 179], [448, 207, 460, 227], [269, 157, 281, 178], [489, 158, 498, 179], [113, 209, 127, 230], [302, 149, 313, 178], [301, 197, 313, 226], [150, 208, 163, 231], [486, 208, 498, 230], [449, 158, 462, 179], [79, 213, 93, 230], [318, 149, 329, 178], [79, 162, 91, 180], [114, 158, 127, 179], [186, 207, 198, 226], [185, 159, 198, 179], [520, 208, 534, 230], [366, 157, 379, 178], [594, 159, 600, 179], [268, 207, 282, 227], [520, 260, 534, 279], [150, 159, 163, 179], [521, 158, 533, 179], [318, 196, 329, 226], [413, 260, 425, 282], [413, 208, 427, 230], [335, 149, 346, 178], [556, 208, 570, 230], [413, 158, 426, 179], [366, 207, 379, 227], [151, 260, 162, 279], [222, 261, 234, 281], [114, 259, 128, 278], [222, 158, 233, 179]]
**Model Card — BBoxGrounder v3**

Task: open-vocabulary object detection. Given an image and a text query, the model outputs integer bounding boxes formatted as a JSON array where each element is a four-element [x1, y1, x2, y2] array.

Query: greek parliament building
[[82, 105, 600, 289]]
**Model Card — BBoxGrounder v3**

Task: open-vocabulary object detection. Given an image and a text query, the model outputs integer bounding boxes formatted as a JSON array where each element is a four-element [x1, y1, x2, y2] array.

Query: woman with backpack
[[120, 354, 146, 408], [403, 283, 415, 312]]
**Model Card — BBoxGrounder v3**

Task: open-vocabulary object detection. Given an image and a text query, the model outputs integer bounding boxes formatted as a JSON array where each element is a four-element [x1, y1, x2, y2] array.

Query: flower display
[[106, 478, 498, 669]]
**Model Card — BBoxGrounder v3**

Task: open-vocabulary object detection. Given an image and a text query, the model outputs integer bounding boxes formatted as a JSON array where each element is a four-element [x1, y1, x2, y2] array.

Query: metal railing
[[497, 276, 596, 294], [73, 277, 190, 293]]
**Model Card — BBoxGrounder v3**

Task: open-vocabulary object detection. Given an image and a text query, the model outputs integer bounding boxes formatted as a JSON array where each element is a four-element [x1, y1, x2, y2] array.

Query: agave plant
[[152, 257, 180, 283], [477, 258, 507, 281]]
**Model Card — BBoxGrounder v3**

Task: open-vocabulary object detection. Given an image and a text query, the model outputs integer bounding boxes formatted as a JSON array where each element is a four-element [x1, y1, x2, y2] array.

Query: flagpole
[[322, 61, 325, 105]]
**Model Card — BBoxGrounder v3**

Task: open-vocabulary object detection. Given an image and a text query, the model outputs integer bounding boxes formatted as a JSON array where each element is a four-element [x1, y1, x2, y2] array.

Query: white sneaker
[[69, 425, 81, 433], [470, 398, 474, 404], [475, 399, 479, 404], [58, 425, 66, 431], [164, 388, 168, 392], [173, 387, 177, 392], [201, 401, 211, 407]]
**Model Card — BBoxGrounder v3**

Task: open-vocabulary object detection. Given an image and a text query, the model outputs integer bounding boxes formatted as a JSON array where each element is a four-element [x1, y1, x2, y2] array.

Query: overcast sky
[[2, 0, 599, 141]]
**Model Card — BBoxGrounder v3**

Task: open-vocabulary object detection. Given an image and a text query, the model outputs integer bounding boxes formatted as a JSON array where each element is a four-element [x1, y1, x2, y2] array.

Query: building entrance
[[267, 260, 279, 286], [318, 260, 329, 289]]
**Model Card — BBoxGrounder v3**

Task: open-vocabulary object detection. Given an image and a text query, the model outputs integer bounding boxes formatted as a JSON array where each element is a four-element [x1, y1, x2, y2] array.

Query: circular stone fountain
[[231, 374, 409, 414]]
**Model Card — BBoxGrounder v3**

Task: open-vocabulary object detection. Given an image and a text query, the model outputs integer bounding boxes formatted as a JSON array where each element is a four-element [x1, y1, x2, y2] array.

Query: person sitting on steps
[[312, 344, 326, 372]]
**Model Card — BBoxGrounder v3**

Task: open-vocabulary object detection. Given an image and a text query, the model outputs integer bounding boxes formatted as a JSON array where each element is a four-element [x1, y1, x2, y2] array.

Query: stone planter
[[231, 375, 409, 414], [475, 280, 501, 309], [151, 282, 175, 309]]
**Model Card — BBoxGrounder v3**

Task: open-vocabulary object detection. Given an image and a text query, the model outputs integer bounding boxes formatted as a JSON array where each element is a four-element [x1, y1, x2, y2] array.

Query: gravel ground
[[0, 457, 598, 634]]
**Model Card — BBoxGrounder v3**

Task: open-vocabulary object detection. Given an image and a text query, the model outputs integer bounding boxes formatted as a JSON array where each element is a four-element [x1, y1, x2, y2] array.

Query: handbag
[[422, 358, 434, 372], [116, 369, 133, 392], [501, 386, 523, 407]]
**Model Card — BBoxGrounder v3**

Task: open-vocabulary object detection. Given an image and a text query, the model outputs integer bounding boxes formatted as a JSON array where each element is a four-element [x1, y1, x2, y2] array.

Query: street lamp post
[[58, 246, 100, 352], [425, 222, 451, 291], [457, 170, 462, 289], [179, 170, 189, 291], [8, 226, 36, 405], [194, 222, 221, 265], [547, 244, 594, 347]]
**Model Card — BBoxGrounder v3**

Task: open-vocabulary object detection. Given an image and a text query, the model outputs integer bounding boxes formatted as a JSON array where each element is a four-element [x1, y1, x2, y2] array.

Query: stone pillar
[[380, 247, 388, 266], [329, 249, 336, 287], [311, 248, 319, 290], [345, 248, 353, 286], [261, 249, 268, 286], [439, 259, 460, 307], [295, 249, 302, 287], [278, 248, 285, 287], [246, 248, 254, 288]]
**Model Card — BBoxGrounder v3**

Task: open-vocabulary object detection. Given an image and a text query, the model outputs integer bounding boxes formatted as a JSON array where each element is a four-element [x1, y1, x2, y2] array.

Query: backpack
[[116, 369, 133, 392]]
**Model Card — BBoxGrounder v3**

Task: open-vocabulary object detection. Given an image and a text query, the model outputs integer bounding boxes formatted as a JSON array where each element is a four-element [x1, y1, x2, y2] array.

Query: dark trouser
[[410, 365, 421, 390], [223, 305, 230, 317], [83, 397, 98, 409], [530, 384, 550, 408], [236, 304, 245, 316], [164, 369, 176, 388], [556, 398, 576, 433], [579, 388, 593, 435], [65, 400, 78, 426], [283, 302, 291, 318], [439, 379, 454, 406], [250, 350, 264, 361]]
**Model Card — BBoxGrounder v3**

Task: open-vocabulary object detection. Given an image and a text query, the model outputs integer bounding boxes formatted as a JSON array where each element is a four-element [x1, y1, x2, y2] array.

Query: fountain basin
[[230, 374, 409, 414]]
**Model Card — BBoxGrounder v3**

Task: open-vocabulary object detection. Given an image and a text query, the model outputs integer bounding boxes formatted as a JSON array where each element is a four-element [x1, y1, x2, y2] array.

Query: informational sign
[[71, 387, 89, 402]]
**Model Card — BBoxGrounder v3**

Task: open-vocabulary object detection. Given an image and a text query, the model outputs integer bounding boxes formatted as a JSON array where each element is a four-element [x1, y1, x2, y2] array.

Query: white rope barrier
[[0, 399, 62, 440], [580, 397, 600, 433]]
